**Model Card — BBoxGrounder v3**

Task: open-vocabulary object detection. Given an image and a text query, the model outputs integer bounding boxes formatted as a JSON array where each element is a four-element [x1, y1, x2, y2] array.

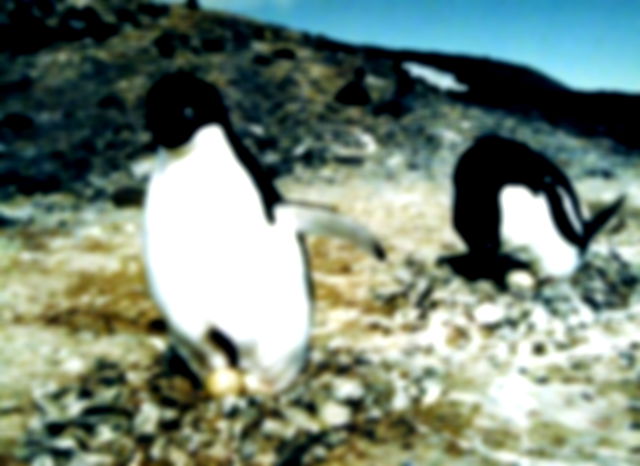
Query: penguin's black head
[[354, 66, 366, 81], [145, 71, 228, 149]]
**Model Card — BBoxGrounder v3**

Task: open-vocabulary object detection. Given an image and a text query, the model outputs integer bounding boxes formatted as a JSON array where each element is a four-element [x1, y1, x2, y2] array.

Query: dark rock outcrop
[[0, 0, 637, 204]]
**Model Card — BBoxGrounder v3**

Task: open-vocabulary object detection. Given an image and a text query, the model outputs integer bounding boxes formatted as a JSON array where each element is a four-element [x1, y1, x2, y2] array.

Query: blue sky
[[165, 0, 640, 93]]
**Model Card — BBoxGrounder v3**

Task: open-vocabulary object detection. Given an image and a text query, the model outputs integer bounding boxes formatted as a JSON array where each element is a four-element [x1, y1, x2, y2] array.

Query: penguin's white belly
[[143, 128, 310, 388], [499, 185, 580, 277]]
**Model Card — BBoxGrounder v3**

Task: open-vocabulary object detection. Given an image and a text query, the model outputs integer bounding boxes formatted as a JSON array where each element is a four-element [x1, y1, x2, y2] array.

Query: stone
[[133, 401, 160, 440], [473, 303, 506, 327], [332, 377, 365, 402], [319, 401, 351, 428], [205, 368, 244, 397], [507, 269, 537, 291]]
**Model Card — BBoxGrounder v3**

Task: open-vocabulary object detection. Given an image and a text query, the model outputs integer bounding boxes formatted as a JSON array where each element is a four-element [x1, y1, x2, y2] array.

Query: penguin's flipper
[[583, 195, 626, 247], [275, 202, 386, 260]]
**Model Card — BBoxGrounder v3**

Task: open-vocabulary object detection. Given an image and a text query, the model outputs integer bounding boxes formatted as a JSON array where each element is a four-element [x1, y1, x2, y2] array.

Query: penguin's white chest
[[143, 125, 310, 389], [499, 185, 581, 277]]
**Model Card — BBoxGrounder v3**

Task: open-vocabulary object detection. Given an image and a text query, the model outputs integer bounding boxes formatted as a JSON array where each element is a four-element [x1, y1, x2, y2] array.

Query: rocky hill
[[1, 1, 640, 465], [1, 0, 639, 202]]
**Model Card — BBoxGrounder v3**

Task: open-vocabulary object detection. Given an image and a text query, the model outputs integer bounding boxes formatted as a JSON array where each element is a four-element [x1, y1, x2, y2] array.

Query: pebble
[[69, 453, 114, 466], [205, 368, 244, 397], [284, 406, 321, 433], [261, 418, 295, 439], [332, 377, 365, 402], [133, 401, 160, 439], [32, 456, 55, 466], [319, 401, 352, 428], [48, 436, 79, 455], [507, 270, 537, 291], [473, 303, 507, 327], [420, 382, 443, 406], [391, 384, 411, 411], [61, 357, 86, 375]]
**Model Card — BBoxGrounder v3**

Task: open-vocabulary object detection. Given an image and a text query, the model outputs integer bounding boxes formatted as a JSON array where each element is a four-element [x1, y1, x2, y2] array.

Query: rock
[[391, 383, 411, 411], [205, 368, 244, 397], [153, 32, 190, 59], [2, 2, 56, 54], [573, 250, 639, 310], [133, 401, 160, 441], [0, 74, 33, 96], [61, 357, 86, 375], [373, 98, 412, 118], [48, 436, 79, 457], [200, 36, 226, 52], [57, 7, 118, 43], [32, 455, 56, 466], [473, 303, 506, 327], [319, 401, 351, 428], [261, 418, 294, 439], [113, 8, 141, 28], [110, 185, 144, 207], [331, 377, 365, 402], [69, 453, 115, 466], [97, 94, 126, 111], [253, 53, 273, 66], [507, 269, 537, 292], [136, 3, 170, 18], [284, 406, 321, 433], [1, 113, 35, 136], [272, 47, 296, 60]]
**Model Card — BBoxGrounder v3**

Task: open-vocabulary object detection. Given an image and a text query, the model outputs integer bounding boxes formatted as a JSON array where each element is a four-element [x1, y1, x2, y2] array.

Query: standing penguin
[[334, 66, 371, 106], [143, 72, 384, 393], [440, 134, 624, 286]]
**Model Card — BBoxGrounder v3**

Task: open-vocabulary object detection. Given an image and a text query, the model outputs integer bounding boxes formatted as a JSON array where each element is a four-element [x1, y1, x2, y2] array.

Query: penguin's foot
[[438, 252, 530, 289], [495, 254, 529, 273], [162, 344, 203, 389], [438, 253, 489, 281]]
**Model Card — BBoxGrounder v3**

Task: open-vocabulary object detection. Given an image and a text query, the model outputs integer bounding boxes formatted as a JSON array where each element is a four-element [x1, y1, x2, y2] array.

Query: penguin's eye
[[183, 106, 195, 120]]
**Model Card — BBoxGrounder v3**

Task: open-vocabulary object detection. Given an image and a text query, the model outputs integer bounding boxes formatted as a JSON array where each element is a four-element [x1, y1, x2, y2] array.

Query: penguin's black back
[[452, 134, 582, 255], [454, 135, 574, 194], [145, 72, 282, 219]]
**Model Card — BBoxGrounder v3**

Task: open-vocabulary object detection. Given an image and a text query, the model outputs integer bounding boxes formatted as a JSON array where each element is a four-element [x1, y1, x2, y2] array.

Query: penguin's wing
[[544, 185, 584, 247], [274, 202, 386, 260], [583, 195, 626, 247]]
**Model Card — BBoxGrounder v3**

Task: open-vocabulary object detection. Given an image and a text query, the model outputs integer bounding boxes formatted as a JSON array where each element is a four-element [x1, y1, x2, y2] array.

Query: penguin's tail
[[275, 202, 386, 260], [582, 195, 625, 248]]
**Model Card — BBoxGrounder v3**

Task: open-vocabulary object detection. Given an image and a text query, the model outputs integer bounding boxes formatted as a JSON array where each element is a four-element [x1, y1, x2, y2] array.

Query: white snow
[[402, 61, 469, 93]]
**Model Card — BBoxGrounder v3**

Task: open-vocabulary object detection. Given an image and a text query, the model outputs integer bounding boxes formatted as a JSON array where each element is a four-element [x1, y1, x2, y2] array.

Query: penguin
[[334, 66, 371, 106], [373, 60, 416, 118], [143, 72, 384, 392], [440, 134, 624, 287]]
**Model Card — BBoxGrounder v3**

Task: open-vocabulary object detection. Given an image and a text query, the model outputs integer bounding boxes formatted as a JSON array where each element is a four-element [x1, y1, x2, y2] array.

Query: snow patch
[[402, 62, 469, 93]]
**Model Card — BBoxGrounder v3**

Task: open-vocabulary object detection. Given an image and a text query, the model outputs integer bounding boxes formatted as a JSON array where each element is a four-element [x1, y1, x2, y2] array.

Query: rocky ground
[[1, 1, 640, 465]]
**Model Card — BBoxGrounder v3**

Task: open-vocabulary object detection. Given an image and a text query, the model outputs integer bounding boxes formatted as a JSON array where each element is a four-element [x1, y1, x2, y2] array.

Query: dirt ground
[[1, 158, 639, 464]]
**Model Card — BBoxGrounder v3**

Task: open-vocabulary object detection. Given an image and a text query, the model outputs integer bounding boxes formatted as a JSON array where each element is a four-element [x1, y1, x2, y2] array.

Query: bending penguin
[[143, 72, 385, 393], [440, 134, 624, 287]]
